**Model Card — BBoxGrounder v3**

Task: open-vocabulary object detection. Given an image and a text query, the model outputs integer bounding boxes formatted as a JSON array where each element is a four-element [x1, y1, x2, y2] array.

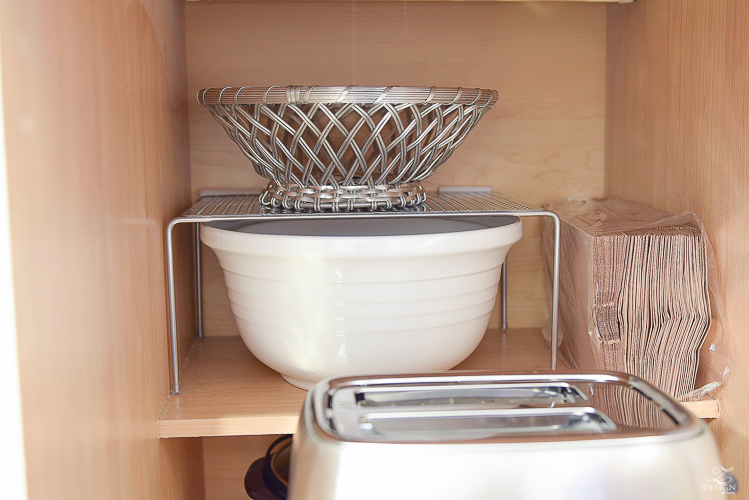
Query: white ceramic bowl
[[201, 217, 522, 388]]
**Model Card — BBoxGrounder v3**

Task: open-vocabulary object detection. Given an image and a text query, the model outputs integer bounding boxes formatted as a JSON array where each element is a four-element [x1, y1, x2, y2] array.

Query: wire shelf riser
[[165, 192, 560, 395]]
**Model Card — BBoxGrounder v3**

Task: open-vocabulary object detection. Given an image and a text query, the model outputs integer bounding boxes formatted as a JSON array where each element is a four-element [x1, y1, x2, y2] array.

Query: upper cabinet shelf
[[186, 1, 634, 3]]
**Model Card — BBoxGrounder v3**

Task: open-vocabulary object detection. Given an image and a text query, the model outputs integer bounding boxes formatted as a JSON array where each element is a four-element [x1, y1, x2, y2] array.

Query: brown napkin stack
[[542, 198, 711, 399]]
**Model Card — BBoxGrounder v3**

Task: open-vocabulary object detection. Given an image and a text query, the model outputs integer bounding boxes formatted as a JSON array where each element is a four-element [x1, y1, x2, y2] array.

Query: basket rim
[[198, 85, 498, 107]]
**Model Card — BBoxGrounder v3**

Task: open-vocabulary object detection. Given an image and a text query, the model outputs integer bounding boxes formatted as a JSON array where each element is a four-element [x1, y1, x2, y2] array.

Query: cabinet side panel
[[607, 0, 749, 487], [186, 1, 606, 333], [0, 0, 203, 498]]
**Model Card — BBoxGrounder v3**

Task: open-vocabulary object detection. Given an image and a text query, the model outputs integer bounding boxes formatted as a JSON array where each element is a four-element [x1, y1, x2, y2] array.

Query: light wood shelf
[[159, 328, 718, 438], [187, 1, 627, 3]]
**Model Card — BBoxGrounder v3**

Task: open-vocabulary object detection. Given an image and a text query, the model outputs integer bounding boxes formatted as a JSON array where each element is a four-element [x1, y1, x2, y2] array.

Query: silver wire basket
[[199, 85, 499, 212]]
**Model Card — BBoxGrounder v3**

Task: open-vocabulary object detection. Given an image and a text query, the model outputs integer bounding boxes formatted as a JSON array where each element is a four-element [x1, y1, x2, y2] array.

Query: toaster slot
[[357, 407, 616, 441], [354, 382, 587, 408]]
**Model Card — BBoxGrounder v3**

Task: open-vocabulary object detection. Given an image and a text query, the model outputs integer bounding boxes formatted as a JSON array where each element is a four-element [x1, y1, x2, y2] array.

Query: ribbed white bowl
[[221, 268, 502, 303], [226, 286, 498, 317], [201, 217, 522, 389]]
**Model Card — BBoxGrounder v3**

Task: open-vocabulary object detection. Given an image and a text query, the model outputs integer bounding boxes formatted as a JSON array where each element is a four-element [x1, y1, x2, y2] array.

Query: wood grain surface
[[159, 329, 563, 438], [192, 0, 621, 3], [185, 1, 606, 333], [1, 1, 203, 498], [607, 0, 749, 486], [160, 329, 717, 439], [159, 336, 307, 438], [203, 435, 283, 500]]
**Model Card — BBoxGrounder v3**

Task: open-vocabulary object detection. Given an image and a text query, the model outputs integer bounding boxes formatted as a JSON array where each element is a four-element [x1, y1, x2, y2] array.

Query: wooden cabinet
[[607, 0, 748, 485], [1, 1, 745, 499]]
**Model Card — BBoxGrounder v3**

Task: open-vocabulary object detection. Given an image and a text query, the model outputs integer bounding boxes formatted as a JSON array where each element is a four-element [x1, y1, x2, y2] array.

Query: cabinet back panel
[[186, 1, 606, 333], [1, 0, 202, 498], [204, 436, 282, 500]]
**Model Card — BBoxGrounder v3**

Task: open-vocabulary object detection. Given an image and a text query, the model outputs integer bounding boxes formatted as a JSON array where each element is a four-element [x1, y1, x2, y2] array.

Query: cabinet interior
[[188, 1, 607, 336], [186, 5, 605, 495], [4, 1, 745, 500]]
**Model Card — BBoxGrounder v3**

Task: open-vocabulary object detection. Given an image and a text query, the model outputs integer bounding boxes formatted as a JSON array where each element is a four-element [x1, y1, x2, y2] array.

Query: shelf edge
[[682, 397, 720, 420], [158, 398, 719, 439], [158, 416, 298, 439]]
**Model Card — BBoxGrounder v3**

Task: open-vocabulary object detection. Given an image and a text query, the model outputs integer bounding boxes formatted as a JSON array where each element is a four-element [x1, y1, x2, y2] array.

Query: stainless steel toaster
[[289, 372, 724, 500]]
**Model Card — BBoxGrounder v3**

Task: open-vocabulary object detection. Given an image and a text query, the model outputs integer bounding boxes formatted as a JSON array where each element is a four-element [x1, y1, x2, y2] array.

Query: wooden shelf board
[[158, 335, 307, 438], [158, 328, 718, 438], [186, 1, 625, 3]]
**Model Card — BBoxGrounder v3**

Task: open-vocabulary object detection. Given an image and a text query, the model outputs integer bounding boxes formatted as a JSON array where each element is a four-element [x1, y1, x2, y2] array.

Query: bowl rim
[[200, 217, 523, 257], [198, 85, 499, 107]]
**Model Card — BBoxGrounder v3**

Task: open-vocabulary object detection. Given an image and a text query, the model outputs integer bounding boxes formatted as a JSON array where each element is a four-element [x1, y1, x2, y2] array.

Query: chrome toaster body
[[289, 372, 724, 500]]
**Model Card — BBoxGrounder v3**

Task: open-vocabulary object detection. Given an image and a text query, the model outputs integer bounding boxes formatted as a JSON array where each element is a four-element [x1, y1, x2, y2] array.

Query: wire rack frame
[[165, 192, 561, 395]]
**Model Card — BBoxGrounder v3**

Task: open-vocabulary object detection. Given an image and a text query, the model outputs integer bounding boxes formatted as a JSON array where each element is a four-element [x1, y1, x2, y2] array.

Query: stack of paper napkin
[[543, 198, 711, 399]]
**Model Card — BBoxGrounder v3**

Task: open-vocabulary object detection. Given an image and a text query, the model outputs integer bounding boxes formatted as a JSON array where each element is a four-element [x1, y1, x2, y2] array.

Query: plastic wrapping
[[541, 197, 729, 400]]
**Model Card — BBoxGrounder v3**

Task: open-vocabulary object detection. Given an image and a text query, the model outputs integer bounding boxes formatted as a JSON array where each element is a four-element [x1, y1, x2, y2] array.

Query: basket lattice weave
[[199, 86, 498, 211]]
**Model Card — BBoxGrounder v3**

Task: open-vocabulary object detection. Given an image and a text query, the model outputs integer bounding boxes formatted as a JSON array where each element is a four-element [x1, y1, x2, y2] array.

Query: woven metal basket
[[199, 86, 498, 211]]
